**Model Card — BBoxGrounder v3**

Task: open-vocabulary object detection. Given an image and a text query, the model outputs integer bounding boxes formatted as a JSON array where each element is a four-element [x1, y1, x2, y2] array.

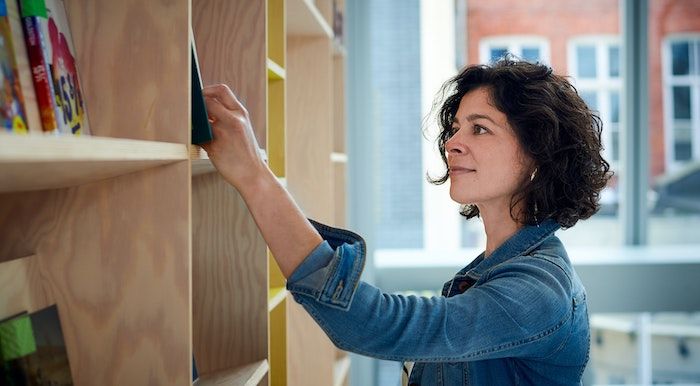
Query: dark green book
[[191, 38, 213, 145]]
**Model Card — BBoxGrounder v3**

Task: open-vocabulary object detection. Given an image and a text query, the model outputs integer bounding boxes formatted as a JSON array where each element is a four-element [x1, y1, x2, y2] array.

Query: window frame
[[662, 33, 700, 172], [478, 35, 551, 64], [568, 35, 623, 171]]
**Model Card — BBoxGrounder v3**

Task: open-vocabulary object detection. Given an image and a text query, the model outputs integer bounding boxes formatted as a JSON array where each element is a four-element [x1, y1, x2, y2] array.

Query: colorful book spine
[[19, 0, 89, 135], [19, 0, 55, 133], [0, 0, 28, 133]]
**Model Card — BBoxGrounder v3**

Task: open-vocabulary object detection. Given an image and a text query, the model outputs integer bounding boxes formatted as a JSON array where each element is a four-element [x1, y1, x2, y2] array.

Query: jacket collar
[[456, 219, 560, 280]]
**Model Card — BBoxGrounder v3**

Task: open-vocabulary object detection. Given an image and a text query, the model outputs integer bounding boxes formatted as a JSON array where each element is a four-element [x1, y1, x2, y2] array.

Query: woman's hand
[[201, 84, 269, 189], [199, 84, 322, 278]]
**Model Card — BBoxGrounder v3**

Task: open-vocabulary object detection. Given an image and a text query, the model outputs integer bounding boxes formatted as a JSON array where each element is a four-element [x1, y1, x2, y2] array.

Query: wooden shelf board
[[190, 145, 271, 177], [330, 152, 347, 163], [0, 134, 188, 192], [332, 354, 351, 386], [267, 59, 286, 80], [287, 0, 333, 38], [194, 359, 269, 386], [268, 287, 288, 312], [333, 41, 347, 57]]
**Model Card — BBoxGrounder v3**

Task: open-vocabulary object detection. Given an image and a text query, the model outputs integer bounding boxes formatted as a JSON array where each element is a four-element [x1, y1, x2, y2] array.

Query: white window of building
[[568, 36, 622, 169], [663, 35, 700, 172], [479, 36, 550, 64]]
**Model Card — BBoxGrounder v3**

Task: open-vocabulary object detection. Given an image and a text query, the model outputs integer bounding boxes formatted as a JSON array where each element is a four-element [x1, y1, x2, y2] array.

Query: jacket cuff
[[286, 219, 367, 310]]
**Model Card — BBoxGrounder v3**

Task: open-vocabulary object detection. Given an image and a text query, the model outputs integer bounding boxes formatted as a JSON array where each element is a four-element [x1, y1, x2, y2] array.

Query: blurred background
[[343, 0, 700, 385]]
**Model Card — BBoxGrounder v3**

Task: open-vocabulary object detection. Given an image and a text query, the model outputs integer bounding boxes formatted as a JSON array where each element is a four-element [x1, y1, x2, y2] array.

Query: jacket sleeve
[[286, 220, 575, 362]]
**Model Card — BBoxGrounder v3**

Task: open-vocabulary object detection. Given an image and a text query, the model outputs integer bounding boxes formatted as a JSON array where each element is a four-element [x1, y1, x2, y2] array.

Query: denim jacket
[[286, 219, 590, 386]]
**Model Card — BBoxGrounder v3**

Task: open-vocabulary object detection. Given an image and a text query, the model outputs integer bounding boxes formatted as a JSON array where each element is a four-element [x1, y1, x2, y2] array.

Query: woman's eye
[[473, 125, 488, 134]]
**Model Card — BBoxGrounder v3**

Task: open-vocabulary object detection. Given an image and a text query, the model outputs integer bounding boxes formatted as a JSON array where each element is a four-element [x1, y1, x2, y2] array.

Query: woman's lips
[[449, 167, 476, 175]]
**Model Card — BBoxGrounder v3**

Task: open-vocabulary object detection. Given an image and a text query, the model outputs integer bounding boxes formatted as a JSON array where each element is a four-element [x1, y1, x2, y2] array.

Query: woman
[[202, 59, 611, 386]]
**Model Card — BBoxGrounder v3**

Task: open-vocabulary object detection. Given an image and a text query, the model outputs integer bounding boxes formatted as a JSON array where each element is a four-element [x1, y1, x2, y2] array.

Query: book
[[191, 30, 213, 145], [0, 0, 28, 133], [19, 0, 89, 135], [0, 305, 74, 385]]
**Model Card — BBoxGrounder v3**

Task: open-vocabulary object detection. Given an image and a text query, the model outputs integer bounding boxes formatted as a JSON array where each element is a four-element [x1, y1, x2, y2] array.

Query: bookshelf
[[0, 0, 348, 385]]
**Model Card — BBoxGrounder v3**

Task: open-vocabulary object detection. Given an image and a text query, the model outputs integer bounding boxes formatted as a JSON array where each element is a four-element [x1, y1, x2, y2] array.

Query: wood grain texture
[[0, 164, 191, 385], [0, 134, 188, 192], [286, 37, 334, 223], [333, 162, 346, 228], [0, 255, 52, 317], [63, 0, 189, 143], [193, 0, 267, 148], [287, 299, 335, 386], [333, 55, 346, 153], [192, 173, 268, 375], [195, 359, 269, 386]]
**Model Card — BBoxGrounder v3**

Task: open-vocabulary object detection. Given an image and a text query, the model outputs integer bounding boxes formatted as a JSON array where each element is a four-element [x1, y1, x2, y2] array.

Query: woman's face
[[446, 87, 532, 210]]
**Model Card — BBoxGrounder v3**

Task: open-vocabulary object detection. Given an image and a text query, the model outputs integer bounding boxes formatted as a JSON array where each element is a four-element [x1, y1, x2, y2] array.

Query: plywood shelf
[[287, 0, 333, 38], [194, 359, 269, 386], [330, 152, 348, 163], [268, 287, 288, 312], [333, 355, 351, 386], [0, 134, 188, 193]]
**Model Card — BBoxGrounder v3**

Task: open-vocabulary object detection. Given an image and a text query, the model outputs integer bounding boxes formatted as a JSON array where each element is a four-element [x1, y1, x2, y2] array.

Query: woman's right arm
[[286, 220, 576, 362]]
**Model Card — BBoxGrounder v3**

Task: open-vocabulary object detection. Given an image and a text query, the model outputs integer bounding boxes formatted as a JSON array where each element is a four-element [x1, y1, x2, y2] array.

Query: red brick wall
[[465, 0, 700, 182]]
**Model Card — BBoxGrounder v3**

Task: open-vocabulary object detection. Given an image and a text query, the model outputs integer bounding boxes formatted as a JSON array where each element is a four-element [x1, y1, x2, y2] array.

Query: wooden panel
[[0, 164, 191, 384], [287, 0, 333, 38], [192, 173, 268, 375], [287, 300, 335, 386], [286, 37, 333, 223], [64, 0, 189, 143], [0, 190, 56, 262], [333, 161, 346, 228], [193, 0, 267, 148], [0, 255, 52, 317], [333, 55, 346, 153]]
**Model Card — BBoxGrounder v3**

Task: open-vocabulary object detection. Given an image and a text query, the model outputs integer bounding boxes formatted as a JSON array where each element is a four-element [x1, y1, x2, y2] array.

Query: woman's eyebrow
[[465, 113, 498, 125]]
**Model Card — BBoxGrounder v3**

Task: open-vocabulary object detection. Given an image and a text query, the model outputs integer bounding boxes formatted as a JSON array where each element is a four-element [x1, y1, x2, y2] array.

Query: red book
[[19, 0, 89, 135]]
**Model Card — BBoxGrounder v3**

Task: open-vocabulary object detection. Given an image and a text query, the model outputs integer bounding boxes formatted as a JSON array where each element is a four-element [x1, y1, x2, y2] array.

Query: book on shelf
[[19, 0, 90, 135], [0, 304, 74, 385], [0, 0, 28, 133], [191, 30, 213, 145]]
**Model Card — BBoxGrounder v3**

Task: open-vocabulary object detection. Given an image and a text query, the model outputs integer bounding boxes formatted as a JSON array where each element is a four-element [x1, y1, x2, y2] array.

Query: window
[[663, 36, 700, 171], [569, 36, 622, 166], [479, 36, 550, 64]]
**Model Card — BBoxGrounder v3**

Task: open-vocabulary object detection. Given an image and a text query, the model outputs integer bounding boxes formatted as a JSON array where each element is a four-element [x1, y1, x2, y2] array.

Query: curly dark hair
[[429, 58, 613, 229]]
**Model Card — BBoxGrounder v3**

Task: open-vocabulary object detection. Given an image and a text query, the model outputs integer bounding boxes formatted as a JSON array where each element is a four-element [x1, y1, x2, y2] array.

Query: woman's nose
[[446, 134, 465, 154]]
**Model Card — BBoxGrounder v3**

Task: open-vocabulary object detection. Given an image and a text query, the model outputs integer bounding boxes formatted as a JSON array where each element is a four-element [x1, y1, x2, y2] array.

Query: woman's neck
[[478, 202, 525, 258]]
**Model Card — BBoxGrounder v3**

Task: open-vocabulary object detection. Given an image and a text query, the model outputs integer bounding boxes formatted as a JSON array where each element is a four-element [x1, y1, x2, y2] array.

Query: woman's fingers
[[203, 84, 241, 111]]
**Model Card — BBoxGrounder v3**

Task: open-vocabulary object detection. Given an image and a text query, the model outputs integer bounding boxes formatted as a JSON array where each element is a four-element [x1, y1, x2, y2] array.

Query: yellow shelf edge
[[268, 287, 288, 312], [194, 359, 269, 386], [267, 58, 286, 80]]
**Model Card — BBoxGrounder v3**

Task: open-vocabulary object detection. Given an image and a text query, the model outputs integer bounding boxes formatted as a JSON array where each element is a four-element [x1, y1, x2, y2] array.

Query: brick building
[[464, 0, 700, 191]]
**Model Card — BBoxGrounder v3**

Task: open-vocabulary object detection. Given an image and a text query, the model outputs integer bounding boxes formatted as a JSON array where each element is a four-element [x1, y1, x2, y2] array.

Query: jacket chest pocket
[[406, 362, 470, 386]]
